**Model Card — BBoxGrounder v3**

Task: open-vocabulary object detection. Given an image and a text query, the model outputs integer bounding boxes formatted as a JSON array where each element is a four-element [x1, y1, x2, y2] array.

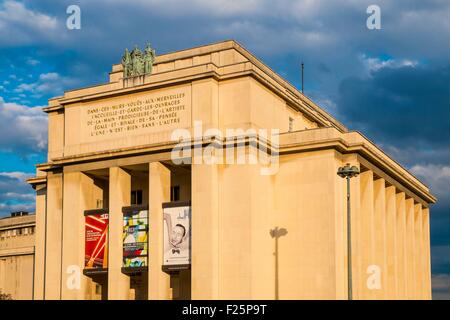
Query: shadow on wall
[[270, 227, 288, 300]]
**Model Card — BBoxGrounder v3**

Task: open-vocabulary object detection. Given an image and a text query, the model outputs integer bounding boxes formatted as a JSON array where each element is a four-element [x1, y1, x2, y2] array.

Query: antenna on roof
[[301, 61, 304, 94]]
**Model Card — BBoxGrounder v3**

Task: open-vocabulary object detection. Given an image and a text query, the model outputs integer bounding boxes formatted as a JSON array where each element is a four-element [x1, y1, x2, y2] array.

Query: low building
[[27, 40, 436, 300], [0, 212, 35, 300]]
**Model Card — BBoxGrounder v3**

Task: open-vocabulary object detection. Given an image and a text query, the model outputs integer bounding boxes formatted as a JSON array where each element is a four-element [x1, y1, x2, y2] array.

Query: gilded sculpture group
[[121, 43, 156, 78]]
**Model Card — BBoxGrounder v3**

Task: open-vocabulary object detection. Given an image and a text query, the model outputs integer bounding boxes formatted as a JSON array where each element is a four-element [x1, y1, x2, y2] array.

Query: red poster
[[85, 213, 109, 269]]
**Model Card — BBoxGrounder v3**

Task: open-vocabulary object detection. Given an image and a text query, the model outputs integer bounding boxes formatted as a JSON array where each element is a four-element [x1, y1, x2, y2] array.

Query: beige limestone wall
[[33, 185, 46, 300], [148, 162, 171, 299], [33, 41, 434, 300], [422, 208, 432, 299], [0, 255, 34, 299], [44, 171, 63, 299], [191, 162, 220, 299], [272, 151, 340, 299], [385, 186, 398, 299], [61, 172, 99, 299], [346, 170, 432, 300], [48, 110, 64, 161], [191, 149, 344, 299], [0, 214, 35, 300], [373, 178, 388, 299], [108, 167, 131, 299]]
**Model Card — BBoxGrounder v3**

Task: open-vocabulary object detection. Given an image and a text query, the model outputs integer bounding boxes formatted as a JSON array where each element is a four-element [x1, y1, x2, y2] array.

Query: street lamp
[[337, 163, 360, 300]]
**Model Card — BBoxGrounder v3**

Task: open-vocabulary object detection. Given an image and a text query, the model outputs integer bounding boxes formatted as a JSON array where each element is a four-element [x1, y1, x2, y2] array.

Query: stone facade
[[28, 40, 436, 300], [0, 213, 35, 300]]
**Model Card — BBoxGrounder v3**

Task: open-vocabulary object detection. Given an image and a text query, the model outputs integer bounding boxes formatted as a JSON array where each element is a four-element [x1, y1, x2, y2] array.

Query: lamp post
[[337, 163, 360, 300]]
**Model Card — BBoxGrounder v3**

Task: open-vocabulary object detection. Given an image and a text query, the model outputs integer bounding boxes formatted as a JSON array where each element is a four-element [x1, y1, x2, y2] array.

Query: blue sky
[[0, 0, 449, 298]]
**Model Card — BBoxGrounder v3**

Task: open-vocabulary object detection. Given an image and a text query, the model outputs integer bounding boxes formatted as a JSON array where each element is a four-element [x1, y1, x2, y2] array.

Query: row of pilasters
[[352, 170, 431, 300], [35, 162, 171, 300]]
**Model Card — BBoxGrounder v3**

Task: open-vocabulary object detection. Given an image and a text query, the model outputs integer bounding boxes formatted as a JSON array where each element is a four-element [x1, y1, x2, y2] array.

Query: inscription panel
[[63, 85, 191, 157], [81, 86, 190, 143]]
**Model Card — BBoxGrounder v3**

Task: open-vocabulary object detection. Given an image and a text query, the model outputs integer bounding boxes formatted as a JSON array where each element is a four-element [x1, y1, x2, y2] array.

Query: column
[[33, 183, 47, 300], [422, 208, 432, 299], [191, 78, 219, 299], [385, 186, 398, 299], [191, 163, 220, 299], [359, 170, 374, 299], [148, 162, 171, 299], [61, 172, 96, 299], [405, 198, 415, 299], [395, 192, 407, 299], [414, 204, 423, 299], [108, 167, 131, 299], [44, 171, 63, 300], [373, 179, 387, 299]]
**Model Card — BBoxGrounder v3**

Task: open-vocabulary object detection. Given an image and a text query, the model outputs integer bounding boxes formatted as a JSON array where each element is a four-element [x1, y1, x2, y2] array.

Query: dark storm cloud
[[335, 63, 450, 288], [337, 64, 450, 150]]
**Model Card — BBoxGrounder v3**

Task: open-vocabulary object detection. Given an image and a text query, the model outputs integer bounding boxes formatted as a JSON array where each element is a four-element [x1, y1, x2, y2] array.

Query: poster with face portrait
[[122, 208, 148, 268], [163, 203, 191, 268], [85, 211, 109, 269]]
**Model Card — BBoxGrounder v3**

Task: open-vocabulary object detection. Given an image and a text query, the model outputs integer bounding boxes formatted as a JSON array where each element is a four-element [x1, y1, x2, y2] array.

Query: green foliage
[[0, 290, 13, 300]]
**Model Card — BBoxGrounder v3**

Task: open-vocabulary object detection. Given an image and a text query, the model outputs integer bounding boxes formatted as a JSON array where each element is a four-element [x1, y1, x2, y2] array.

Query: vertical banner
[[85, 210, 109, 269], [122, 207, 148, 268], [163, 202, 191, 269]]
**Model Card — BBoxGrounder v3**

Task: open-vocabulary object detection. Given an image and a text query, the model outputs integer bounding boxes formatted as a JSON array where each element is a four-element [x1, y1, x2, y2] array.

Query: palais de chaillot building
[[27, 40, 435, 300]]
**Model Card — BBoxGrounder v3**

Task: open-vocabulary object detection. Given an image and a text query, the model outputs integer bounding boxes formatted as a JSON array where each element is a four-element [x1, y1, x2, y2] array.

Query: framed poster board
[[122, 205, 148, 273], [162, 201, 191, 272], [84, 209, 109, 271]]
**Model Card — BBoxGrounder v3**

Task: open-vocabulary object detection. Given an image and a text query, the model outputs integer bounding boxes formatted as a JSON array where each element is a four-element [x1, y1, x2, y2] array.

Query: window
[[171, 186, 180, 202], [131, 190, 143, 205], [95, 283, 102, 295], [288, 117, 294, 132], [96, 199, 103, 209]]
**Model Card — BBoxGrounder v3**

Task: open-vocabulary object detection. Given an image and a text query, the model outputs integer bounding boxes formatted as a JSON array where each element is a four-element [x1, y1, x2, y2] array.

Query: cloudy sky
[[0, 0, 448, 298]]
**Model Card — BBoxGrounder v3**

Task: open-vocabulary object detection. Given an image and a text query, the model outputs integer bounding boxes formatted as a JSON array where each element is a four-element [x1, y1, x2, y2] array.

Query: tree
[[0, 290, 13, 300]]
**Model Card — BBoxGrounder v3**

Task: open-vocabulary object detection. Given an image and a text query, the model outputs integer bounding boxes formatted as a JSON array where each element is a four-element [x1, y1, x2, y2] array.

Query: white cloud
[[112, 0, 262, 17], [39, 72, 59, 81], [0, 203, 35, 215], [0, 170, 36, 217], [0, 0, 60, 46], [360, 54, 419, 73], [14, 72, 75, 97], [0, 97, 47, 154], [26, 58, 40, 66], [0, 171, 34, 181], [410, 164, 450, 204]]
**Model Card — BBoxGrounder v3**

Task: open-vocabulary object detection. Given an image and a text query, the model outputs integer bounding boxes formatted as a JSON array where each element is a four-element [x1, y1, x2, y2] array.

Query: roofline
[[45, 39, 347, 132]]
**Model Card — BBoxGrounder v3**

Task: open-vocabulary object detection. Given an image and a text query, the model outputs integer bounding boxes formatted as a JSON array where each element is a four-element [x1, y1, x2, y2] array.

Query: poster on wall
[[84, 210, 109, 269], [122, 207, 148, 269], [163, 201, 191, 269]]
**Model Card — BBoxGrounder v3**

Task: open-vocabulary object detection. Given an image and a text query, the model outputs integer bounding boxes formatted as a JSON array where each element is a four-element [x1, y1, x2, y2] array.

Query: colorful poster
[[163, 204, 191, 267], [85, 212, 109, 269], [123, 209, 148, 268]]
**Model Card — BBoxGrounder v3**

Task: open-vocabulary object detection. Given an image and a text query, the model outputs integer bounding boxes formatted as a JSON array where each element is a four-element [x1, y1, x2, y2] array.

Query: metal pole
[[301, 62, 304, 93], [347, 176, 353, 300]]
